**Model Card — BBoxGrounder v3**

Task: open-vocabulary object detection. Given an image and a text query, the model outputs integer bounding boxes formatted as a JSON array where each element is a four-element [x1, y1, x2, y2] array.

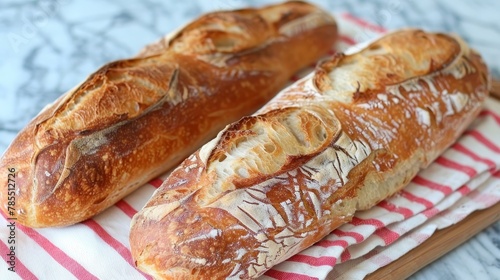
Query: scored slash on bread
[[129, 29, 490, 279], [0, 1, 338, 227]]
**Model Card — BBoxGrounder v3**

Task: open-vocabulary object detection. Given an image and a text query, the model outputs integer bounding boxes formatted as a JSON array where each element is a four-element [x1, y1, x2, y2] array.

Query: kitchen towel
[[1, 12, 499, 280]]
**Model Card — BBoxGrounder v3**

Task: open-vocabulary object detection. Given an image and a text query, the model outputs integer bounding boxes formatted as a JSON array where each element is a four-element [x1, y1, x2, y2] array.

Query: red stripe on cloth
[[458, 185, 472, 196], [340, 13, 387, 33], [82, 220, 152, 280], [340, 34, 357, 45], [340, 249, 351, 263], [315, 239, 349, 249], [413, 176, 453, 195], [2, 214, 99, 280], [264, 269, 319, 280], [452, 143, 497, 171], [399, 190, 434, 209], [115, 200, 138, 219], [481, 109, 500, 125], [148, 178, 164, 188], [422, 207, 440, 219], [1, 239, 39, 280], [287, 254, 336, 267], [350, 217, 385, 228], [435, 157, 477, 177], [466, 130, 500, 153], [377, 200, 414, 218], [332, 229, 364, 243], [375, 227, 400, 245]]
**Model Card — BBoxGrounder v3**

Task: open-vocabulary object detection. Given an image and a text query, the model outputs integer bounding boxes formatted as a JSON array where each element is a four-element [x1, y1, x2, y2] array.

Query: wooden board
[[364, 202, 500, 280]]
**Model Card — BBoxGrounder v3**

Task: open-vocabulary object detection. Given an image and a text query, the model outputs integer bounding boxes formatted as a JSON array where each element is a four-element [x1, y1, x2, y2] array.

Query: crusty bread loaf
[[129, 29, 490, 279], [0, 1, 338, 227]]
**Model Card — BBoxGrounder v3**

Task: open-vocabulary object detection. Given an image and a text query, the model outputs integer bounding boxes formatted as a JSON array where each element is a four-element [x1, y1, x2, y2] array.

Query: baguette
[[0, 1, 338, 227], [129, 29, 490, 279]]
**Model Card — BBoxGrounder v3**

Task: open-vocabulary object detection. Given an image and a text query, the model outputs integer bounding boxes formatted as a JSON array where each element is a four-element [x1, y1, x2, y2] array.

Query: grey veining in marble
[[0, 0, 499, 279]]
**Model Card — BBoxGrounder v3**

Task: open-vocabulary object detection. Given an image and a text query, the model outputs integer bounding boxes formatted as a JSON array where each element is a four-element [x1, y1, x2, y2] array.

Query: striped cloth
[[1, 13, 499, 280]]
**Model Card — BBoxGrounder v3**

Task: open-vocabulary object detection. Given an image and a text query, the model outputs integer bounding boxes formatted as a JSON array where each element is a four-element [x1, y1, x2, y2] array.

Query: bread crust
[[130, 29, 490, 279], [0, 1, 338, 227]]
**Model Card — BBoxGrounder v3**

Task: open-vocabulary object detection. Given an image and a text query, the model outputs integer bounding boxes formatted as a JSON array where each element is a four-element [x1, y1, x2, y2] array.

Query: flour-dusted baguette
[[0, 2, 338, 228], [130, 29, 490, 279]]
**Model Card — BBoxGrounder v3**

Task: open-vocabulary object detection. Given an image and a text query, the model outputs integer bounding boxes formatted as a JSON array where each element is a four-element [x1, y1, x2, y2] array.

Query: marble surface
[[0, 0, 499, 279]]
